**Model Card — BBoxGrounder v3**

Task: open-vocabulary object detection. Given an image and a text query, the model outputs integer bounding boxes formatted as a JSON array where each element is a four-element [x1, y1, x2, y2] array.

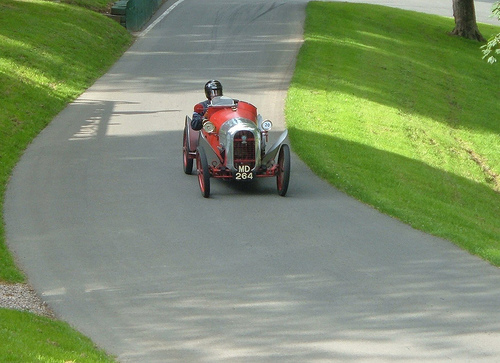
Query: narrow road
[[5, 0, 500, 361]]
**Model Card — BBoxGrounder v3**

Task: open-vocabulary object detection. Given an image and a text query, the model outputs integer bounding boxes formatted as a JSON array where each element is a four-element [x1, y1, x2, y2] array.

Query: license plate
[[235, 165, 254, 180]]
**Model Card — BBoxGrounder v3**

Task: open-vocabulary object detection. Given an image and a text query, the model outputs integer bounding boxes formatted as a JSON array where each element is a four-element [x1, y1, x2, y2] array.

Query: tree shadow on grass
[[296, 3, 500, 134]]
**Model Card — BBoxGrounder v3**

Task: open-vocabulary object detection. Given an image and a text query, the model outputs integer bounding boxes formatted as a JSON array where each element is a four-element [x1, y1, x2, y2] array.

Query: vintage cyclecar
[[183, 96, 290, 198]]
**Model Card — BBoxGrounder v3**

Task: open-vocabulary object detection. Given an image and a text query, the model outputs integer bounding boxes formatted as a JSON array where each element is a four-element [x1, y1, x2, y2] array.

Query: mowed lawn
[[1, 0, 130, 361], [286, 2, 500, 265], [0, 0, 131, 281]]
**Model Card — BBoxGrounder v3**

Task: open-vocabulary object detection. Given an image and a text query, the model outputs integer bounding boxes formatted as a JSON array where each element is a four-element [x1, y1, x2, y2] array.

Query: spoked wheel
[[196, 147, 210, 198], [183, 127, 193, 174], [276, 144, 290, 196]]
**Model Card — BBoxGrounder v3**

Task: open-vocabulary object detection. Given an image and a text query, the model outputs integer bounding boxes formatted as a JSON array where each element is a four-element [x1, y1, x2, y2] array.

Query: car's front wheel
[[276, 144, 290, 196]]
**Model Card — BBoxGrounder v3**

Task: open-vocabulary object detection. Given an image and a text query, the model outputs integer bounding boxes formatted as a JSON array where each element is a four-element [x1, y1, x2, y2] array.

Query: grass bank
[[0, 309, 114, 362], [60, 0, 113, 12], [1, 0, 130, 360], [286, 2, 500, 265], [0, 0, 132, 282]]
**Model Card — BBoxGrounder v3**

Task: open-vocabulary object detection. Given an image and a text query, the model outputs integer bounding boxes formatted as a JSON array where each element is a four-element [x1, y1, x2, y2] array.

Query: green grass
[[0, 308, 115, 362], [0, 1, 499, 361], [286, 2, 500, 265], [0, 0, 130, 360], [60, 0, 115, 13], [0, 0, 132, 282]]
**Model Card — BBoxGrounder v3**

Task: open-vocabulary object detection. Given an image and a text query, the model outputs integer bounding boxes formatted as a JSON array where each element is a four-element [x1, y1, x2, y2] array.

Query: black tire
[[196, 147, 210, 198], [276, 144, 290, 196], [183, 127, 193, 174]]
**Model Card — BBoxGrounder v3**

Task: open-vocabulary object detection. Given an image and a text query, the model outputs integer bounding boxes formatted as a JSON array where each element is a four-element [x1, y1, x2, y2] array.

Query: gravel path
[[0, 283, 55, 318]]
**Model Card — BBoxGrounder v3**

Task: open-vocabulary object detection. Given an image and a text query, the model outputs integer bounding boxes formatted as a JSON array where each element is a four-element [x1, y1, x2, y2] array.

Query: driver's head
[[204, 80, 223, 100]]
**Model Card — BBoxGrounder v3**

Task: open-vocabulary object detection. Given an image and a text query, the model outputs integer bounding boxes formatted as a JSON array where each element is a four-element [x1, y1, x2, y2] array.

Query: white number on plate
[[236, 165, 253, 180]]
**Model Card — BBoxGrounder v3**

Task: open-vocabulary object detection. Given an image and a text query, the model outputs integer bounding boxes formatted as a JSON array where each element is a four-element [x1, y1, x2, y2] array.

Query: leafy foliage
[[482, 1, 500, 63]]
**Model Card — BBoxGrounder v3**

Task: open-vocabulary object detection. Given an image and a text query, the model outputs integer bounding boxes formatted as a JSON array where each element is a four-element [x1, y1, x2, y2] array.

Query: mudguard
[[185, 116, 199, 152], [262, 129, 288, 165], [198, 133, 222, 166]]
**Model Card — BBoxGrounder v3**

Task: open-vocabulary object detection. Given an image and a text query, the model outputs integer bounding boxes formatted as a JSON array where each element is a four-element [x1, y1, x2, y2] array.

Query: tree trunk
[[450, 0, 486, 41]]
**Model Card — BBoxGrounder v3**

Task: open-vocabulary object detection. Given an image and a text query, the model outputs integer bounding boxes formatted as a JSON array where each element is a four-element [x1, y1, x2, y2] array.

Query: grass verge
[[0, 0, 132, 282], [1, 0, 131, 361], [0, 308, 115, 362], [286, 2, 500, 265], [59, 0, 115, 13]]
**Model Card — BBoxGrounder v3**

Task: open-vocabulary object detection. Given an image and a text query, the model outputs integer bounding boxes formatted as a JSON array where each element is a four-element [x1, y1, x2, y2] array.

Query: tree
[[450, 0, 486, 41], [481, 2, 500, 64]]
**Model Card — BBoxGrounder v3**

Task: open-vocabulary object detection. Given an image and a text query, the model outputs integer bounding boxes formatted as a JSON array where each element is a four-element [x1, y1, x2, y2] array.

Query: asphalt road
[[5, 0, 500, 362]]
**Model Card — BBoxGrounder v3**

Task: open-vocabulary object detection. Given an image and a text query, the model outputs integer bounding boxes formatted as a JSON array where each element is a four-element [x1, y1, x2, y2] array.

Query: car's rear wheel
[[183, 127, 193, 174], [196, 147, 210, 198], [276, 144, 290, 196]]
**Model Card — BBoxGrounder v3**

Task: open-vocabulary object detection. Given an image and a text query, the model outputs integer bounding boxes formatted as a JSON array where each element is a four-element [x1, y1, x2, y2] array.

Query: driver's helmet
[[205, 80, 223, 100]]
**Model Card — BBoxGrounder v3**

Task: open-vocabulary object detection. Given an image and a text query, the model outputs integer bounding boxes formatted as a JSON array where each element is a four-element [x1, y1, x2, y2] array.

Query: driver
[[191, 80, 223, 131]]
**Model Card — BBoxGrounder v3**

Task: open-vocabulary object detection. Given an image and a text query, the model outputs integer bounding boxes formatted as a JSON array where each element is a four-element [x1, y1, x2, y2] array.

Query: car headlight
[[203, 121, 216, 133], [261, 119, 272, 131]]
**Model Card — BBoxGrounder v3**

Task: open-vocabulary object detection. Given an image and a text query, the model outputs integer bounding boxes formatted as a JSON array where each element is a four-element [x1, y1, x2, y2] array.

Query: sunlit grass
[[0, 0, 132, 281], [60, 0, 114, 12], [0, 308, 116, 362], [0, 1, 129, 360], [286, 2, 500, 265]]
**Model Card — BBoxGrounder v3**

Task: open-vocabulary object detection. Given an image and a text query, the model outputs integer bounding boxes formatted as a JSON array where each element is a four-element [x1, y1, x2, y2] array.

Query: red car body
[[183, 96, 290, 198]]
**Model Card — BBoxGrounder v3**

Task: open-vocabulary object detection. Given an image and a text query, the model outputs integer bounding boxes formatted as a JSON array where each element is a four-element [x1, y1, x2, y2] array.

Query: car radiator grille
[[233, 131, 256, 169]]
